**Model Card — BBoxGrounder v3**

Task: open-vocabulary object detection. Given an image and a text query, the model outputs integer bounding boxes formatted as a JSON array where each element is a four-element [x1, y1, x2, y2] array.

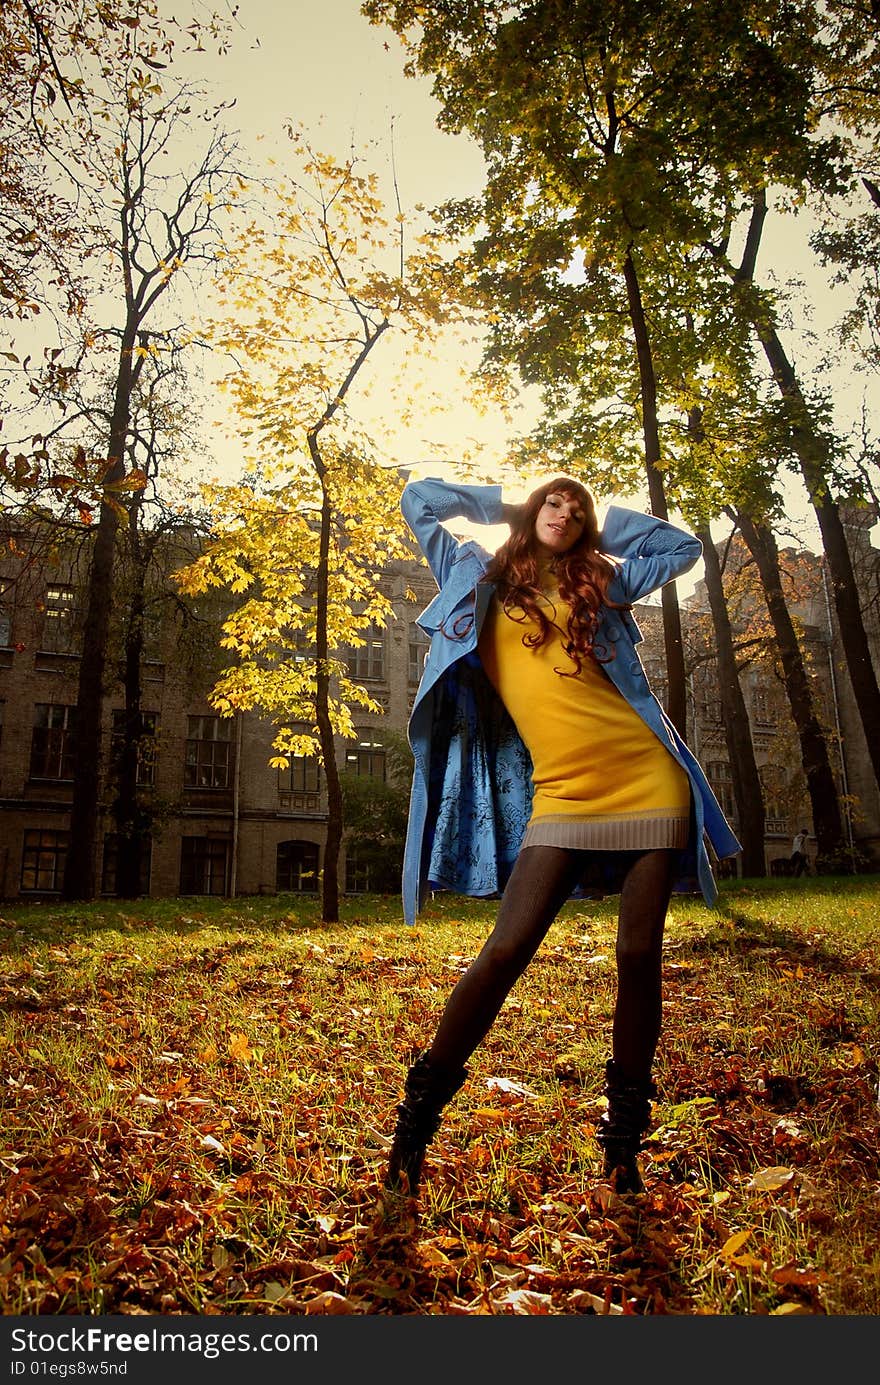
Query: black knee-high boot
[[595, 1058, 656, 1194], [384, 1051, 468, 1194]]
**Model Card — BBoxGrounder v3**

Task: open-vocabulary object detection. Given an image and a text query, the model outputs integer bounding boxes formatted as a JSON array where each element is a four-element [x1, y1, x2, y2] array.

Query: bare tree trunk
[[695, 523, 766, 876], [735, 508, 845, 863], [114, 507, 148, 898], [734, 191, 880, 796], [756, 323, 880, 793], [302, 300, 390, 922], [310, 443, 342, 923], [622, 249, 688, 737], [62, 330, 134, 899]]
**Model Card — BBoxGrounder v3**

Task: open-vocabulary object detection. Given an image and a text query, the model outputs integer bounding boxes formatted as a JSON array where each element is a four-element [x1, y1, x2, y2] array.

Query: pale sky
[[190, 0, 516, 471], [181, 1, 877, 565], [200, 0, 487, 206]]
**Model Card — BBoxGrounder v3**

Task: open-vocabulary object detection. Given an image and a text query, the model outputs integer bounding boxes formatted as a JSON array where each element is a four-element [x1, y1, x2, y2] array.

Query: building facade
[[683, 504, 880, 873], [0, 539, 438, 901]]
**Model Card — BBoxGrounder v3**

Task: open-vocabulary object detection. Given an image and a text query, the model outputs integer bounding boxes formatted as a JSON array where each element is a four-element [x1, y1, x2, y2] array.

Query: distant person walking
[[790, 828, 809, 877]]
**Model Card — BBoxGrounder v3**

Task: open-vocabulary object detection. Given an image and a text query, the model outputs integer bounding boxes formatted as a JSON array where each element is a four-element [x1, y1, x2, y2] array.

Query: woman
[[386, 474, 741, 1196]]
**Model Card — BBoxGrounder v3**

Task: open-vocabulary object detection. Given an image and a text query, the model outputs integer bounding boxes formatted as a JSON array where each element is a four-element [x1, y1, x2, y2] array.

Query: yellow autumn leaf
[[720, 1228, 754, 1259], [419, 1243, 454, 1269], [228, 1032, 252, 1063], [730, 1253, 766, 1271]]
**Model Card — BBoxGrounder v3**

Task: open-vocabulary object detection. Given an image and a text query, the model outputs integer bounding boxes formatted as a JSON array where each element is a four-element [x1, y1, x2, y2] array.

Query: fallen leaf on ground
[[567, 1289, 624, 1315], [747, 1166, 796, 1192], [485, 1077, 539, 1098], [497, 1288, 553, 1314], [720, 1228, 754, 1260], [304, 1291, 358, 1314]]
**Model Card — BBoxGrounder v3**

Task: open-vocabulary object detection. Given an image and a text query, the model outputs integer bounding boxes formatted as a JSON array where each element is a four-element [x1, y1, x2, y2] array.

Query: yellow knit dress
[[477, 577, 691, 851]]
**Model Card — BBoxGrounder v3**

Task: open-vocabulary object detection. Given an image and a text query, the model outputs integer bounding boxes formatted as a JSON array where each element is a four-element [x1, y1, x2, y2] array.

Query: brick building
[[0, 512, 877, 900], [0, 533, 438, 901]]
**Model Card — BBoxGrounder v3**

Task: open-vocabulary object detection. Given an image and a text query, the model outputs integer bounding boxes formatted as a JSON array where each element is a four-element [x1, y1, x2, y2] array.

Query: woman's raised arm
[[401, 476, 508, 587], [599, 506, 702, 605]]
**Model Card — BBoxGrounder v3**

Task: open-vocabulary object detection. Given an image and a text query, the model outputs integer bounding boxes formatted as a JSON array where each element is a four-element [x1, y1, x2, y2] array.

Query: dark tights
[[427, 845, 675, 1085]]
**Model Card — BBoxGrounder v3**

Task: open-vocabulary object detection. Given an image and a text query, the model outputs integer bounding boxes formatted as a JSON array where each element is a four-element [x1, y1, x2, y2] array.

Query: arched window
[[276, 839, 319, 892]]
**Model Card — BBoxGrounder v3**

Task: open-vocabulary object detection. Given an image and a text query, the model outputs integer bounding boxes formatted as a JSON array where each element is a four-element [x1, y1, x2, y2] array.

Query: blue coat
[[400, 478, 741, 926]]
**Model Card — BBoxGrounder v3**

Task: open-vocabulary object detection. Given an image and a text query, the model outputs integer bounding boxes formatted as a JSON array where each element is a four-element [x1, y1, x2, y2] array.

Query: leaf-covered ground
[[1, 876, 878, 1316]]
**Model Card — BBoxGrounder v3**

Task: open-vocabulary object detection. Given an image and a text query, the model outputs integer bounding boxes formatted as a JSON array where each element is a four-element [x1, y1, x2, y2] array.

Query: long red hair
[[483, 476, 621, 673]]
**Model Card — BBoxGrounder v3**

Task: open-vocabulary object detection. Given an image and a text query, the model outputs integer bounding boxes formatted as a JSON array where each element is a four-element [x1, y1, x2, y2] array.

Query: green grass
[[1, 875, 878, 1315]]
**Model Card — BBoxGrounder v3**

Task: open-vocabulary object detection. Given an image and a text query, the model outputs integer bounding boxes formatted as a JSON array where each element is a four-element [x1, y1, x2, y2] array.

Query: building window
[[288, 627, 316, 664], [694, 668, 722, 725], [30, 703, 77, 780], [0, 579, 12, 647], [277, 751, 321, 815], [752, 687, 777, 728], [642, 655, 668, 703], [345, 734, 386, 781], [118, 605, 165, 663], [758, 766, 788, 834], [345, 623, 386, 681], [345, 844, 400, 895], [408, 622, 430, 684], [40, 584, 79, 654], [276, 839, 319, 892], [110, 710, 158, 786], [184, 715, 233, 789], [101, 833, 152, 896], [345, 844, 372, 894], [700, 696, 723, 725], [21, 829, 69, 892], [706, 760, 736, 821], [278, 755, 320, 794], [180, 836, 228, 895]]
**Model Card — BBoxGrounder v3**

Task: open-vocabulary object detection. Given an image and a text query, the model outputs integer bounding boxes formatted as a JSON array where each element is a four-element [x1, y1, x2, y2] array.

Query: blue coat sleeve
[[401, 477, 507, 587], [600, 506, 703, 605]]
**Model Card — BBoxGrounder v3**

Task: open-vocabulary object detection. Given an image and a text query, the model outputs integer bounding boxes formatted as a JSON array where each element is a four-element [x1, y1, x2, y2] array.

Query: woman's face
[[533, 490, 587, 557]]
